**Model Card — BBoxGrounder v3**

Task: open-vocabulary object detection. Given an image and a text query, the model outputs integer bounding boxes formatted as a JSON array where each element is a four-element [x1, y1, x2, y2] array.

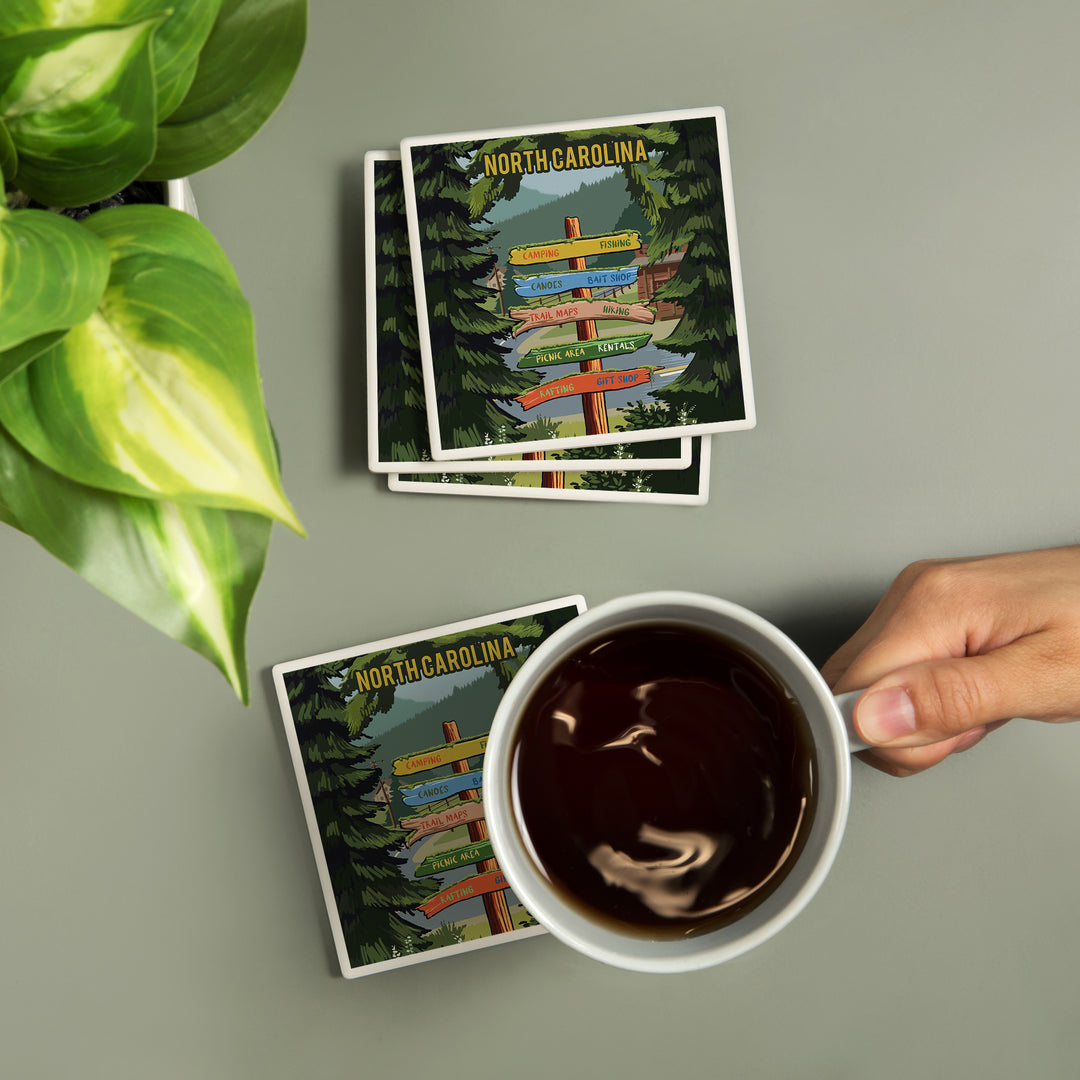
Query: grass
[[457, 906, 539, 942]]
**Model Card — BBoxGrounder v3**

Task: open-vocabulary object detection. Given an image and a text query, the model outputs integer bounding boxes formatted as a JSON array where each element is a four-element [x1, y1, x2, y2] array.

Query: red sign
[[419, 869, 510, 918], [516, 367, 653, 410]]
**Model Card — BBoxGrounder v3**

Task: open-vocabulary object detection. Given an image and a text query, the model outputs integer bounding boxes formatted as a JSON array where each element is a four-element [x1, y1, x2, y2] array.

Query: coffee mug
[[482, 591, 867, 974]]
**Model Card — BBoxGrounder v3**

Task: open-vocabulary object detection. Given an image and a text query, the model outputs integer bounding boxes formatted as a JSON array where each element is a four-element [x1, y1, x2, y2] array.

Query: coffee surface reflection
[[509, 623, 817, 937]]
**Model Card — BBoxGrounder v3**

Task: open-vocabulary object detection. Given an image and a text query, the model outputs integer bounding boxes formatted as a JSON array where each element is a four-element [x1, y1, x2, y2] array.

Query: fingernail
[[952, 726, 988, 754], [858, 686, 918, 744]]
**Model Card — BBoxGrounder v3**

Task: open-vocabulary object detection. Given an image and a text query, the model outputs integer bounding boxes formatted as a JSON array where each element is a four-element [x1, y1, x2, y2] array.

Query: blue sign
[[399, 769, 484, 806], [513, 266, 639, 297]]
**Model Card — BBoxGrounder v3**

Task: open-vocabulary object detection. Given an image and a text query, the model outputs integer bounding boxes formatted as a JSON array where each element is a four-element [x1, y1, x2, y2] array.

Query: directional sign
[[513, 266, 639, 297], [516, 367, 654, 411], [508, 231, 641, 266], [419, 869, 510, 918], [399, 801, 487, 847], [509, 299, 655, 337], [392, 734, 487, 776], [518, 333, 652, 369], [399, 769, 483, 807], [415, 839, 495, 878]]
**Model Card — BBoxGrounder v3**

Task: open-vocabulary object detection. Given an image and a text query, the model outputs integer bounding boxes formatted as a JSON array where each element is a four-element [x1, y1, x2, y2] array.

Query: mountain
[[364, 696, 432, 740], [481, 173, 653, 277], [359, 668, 506, 818], [484, 184, 557, 223]]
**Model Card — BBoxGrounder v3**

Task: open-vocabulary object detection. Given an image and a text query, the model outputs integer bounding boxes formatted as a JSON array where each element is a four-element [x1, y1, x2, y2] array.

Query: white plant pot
[[166, 178, 198, 218]]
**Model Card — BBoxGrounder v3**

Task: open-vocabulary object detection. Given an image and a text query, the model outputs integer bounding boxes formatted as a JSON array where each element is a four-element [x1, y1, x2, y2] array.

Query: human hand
[[821, 546, 1080, 776]]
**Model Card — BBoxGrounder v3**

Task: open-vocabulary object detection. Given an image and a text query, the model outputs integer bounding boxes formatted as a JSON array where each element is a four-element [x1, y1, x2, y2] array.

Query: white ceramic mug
[[482, 591, 866, 974]]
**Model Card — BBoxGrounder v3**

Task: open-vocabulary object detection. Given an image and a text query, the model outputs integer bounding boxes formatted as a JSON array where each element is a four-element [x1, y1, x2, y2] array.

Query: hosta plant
[[0, 0, 307, 702]]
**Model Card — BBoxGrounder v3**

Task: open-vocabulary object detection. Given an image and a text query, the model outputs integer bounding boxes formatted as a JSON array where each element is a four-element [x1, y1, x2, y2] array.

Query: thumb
[[854, 637, 1056, 747]]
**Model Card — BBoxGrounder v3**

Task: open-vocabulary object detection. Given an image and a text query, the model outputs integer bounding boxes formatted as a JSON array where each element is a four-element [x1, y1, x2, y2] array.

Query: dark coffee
[[510, 622, 817, 938]]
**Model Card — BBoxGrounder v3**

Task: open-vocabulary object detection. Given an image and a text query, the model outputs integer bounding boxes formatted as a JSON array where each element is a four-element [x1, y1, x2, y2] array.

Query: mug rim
[[482, 590, 853, 973]]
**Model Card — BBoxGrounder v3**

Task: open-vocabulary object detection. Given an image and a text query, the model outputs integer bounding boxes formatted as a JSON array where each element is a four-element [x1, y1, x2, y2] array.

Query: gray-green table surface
[[4, 3, 1080, 1077]]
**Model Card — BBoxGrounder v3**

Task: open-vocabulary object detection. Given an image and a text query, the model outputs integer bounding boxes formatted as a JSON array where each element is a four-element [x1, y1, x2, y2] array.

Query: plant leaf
[[144, 0, 306, 180], [85, 201, 240, 286], [0, 418, 269, 701], [0, 203, 110, 351], [0, 17, 162, 206], [0, 116, 17, 182], [0, 479, 21, 529], [0, 0, 225, 124], [0, 204, 304, 532], [118, 0, 224, 123], [0, 329, 67, 385]]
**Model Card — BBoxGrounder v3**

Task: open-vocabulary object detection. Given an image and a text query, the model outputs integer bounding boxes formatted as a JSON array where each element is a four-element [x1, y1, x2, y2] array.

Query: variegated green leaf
[[0, 3, 43, 35], [0, 329, 67, 385], [0, 418, 269, 701], [0, 204, 303, 532], [0, 117, 16, 182], [0, 17, 162, 206], [85, 201, 240, 286], [144, 0, 306, 180], [0, 1, 224, 123], [0, 202, 110, 351]]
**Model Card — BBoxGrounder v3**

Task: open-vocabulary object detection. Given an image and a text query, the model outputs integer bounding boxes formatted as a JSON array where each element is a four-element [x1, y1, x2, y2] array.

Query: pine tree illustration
[[410, 143, 540, 451], [282, 662, 438, 967], [648, 116, 747, 423], [372, 157, 430, 464]]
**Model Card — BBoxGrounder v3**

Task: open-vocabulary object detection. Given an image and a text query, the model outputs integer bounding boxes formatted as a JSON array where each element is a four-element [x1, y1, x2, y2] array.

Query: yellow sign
[[508, 231, 641, 266], [392, 734, 488, 776]]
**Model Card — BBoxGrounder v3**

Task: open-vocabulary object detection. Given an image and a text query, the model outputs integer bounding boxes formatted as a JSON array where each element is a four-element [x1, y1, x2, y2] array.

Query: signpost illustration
[[509, 298, 655, 336], [517, 332, 651, 369], [400, 801, 486, 847], [516, 367, 657, 411], [393, 720, 515, 935], [398, 769, 484, 806], [512, 265, 638, 298], [507, 218, 656, 436]]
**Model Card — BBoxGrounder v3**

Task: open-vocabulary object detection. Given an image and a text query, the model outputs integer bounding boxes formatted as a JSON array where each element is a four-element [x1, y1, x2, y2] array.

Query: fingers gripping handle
[[835, 690, 871, 753]]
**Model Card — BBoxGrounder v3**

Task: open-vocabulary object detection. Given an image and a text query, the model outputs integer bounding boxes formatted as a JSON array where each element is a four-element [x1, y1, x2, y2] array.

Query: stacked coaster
[[365, 107, 754, 505]]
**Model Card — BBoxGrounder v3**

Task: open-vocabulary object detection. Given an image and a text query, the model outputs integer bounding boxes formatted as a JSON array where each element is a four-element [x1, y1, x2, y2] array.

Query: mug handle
[[834, 690, 871, 753]]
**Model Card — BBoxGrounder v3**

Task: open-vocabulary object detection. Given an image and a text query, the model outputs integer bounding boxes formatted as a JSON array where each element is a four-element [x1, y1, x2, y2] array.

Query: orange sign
[[419, 869, 510, 918], [516, 367, 653, 411]]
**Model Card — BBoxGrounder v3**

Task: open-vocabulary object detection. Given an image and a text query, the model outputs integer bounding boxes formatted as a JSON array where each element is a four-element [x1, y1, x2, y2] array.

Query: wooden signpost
[[507, 219, 655, 439], [391, 720, 514, 936]]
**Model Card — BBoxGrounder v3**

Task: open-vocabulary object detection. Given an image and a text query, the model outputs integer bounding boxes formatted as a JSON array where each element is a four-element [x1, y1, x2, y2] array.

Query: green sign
[[518, 333, 652, 369], [415, 839, 494, 878]]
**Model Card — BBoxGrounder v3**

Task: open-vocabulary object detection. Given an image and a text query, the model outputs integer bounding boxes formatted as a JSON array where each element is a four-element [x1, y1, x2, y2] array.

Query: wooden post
[[522, 451, 565, 489], [487, 247, 506, 315], [441, 720, 514, 935], [374, 777, 397, 827], [564, 216, 609, 436]]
